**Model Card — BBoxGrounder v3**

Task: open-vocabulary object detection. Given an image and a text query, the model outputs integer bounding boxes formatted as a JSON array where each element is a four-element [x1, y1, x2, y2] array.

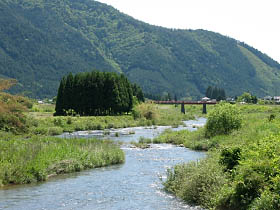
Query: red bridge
[[155, 100, 217, 114], [155, 100, 217, 105]]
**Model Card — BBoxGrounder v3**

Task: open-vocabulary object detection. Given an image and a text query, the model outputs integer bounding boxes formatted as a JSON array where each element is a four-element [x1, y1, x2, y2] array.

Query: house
[[201, 97, 210, 102], [274, 96, 280, 103], [264, 96, 273, 101]]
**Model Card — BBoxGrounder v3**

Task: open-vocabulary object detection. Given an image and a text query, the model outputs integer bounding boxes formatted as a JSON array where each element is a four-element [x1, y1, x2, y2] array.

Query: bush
[[205, 103, 242, 137], [66, 117, 72, 125], [250, 190, 280, 210], [219, 147, 241, 172], [53, 118, 63, 126], [217, 134, 280, 209], [48, 127, 63, 136], [164, 156, 227, 209], [132, 103, 159, 120]]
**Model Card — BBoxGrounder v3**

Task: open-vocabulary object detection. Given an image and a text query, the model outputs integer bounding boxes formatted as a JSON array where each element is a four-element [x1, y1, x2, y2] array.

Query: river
[[0, 118, 206, 210]]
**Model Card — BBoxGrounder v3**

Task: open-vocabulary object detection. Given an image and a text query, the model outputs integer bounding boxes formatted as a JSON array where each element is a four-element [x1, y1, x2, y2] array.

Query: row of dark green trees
[[55, 71, 144, 116], [205, 86, 226, 101]]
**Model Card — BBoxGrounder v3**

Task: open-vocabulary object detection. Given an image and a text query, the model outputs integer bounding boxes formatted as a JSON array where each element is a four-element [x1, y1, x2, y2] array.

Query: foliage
[[205, 103, 242, 137], [153, 128, 212, 151], [55, 71, 142, 116], [0, 79, 33, 133], [238, 92, 258, 104], [219, 147, 241, 172], [29, 103, 197, 135], [0, 78, 17, 91], [0, 137, 124, 186], [1, 1, 280, 99], [205, 86, 226, 101], [164, 104, 280, 210], [164, 155, 227, 209], [132, 103, 159, 121]]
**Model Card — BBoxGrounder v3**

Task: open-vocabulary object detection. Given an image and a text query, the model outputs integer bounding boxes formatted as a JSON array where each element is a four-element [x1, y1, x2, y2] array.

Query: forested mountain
[[1, 0, 280, 99]]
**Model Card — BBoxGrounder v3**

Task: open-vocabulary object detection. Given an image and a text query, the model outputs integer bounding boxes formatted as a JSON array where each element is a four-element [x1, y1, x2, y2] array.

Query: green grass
[[153, 128, 214, 151], [26, 103, 203, 136], [0, 136, 124, 187], [163, 104, 280, 209]]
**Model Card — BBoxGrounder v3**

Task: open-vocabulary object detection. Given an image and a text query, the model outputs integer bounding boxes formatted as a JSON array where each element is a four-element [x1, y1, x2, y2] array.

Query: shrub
[[219, 147, 241, 172], [66, 117, 72, 125], [268, 114, 276, 122], [53, 118, 63, 126], [205, 103, 242, 137], [132, 103, 159, 120], [48, 127, 63, 136], [250, 190, 280, 210], [32, 127, 48, 135], [217, 134, 280, 209], [164, 156, 227, 209]]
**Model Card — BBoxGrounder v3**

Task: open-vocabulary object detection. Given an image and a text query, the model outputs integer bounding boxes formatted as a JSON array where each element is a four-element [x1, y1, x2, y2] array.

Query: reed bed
[[0, 137, 124, 186]]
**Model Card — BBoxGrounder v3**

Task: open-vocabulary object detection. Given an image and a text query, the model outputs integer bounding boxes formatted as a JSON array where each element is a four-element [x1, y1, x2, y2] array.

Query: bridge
[[155, 100, 217, 114]]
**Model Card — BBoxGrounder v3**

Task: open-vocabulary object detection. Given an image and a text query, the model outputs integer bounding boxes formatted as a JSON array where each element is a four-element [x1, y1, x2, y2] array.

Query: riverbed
[[0, 118, 206, 210]]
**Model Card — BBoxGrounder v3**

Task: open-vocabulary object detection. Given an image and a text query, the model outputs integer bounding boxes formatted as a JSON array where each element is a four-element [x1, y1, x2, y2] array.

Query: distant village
[[263, 96, 280, 104], [202, 95, 280, 104]]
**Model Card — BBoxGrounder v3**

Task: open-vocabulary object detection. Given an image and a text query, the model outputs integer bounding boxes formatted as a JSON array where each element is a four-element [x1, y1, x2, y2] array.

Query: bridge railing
[[155, 100, 217, 105]]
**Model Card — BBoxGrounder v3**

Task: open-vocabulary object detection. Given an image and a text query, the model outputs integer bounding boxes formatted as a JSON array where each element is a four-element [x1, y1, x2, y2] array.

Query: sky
[[97, 0, 280, 63]]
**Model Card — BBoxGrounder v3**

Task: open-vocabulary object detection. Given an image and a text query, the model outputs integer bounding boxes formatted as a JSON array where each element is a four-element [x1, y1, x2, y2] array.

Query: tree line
[[55, 71, 144, 116], [205, 86, 226, 101]]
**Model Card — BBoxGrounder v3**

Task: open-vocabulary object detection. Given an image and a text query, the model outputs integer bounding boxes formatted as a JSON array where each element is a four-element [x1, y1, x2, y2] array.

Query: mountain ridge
[[1, 0, 280, 99]]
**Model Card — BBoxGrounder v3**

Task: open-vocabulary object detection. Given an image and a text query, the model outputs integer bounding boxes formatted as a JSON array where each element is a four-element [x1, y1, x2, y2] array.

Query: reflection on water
[[0, 118, 206, 210]]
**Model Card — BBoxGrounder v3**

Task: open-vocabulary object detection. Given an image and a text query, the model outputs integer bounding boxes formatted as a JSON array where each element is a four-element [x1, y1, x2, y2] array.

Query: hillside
[[1, 0, 280, 99]]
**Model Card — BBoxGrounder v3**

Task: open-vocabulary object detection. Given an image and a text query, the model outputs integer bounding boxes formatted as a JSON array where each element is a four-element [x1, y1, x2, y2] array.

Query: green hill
[[1, 0, 280, 99]]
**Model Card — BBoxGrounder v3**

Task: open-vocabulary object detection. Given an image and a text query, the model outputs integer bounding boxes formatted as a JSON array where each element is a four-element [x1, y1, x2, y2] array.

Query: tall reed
[[0, 137, 124, 186]]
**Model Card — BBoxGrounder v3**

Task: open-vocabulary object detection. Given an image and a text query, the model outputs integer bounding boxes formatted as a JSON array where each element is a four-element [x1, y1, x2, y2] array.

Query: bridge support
[[181, 103, 185, 114], [203, 103, 207, 114]]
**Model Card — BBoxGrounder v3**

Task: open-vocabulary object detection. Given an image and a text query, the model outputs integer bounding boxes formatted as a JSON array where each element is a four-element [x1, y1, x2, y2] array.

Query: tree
[[205, 86, 226, 101], [132, 83, 145, 102], [64, 73, 74, 112], [237, 92, 252, 103], [55, 71, 140, 116], [0, 78, 17, 91], [205, 103, 242, 137], [206, 86, 213, 98], [55, 77, 66, 116]]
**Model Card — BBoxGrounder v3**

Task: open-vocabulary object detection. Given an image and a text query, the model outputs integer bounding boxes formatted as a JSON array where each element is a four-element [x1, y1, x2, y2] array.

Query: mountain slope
[[1, 0, 280, 99]]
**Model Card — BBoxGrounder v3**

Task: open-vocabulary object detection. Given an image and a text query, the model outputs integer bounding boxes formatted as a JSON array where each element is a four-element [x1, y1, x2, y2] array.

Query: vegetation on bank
[[0, 79, 33, 134], [0, 79, 198, 187], [0, 79, 127, 187], [163, 104, 280, 210], [28, 103, 198, 136], [0, 137, 124, 186]]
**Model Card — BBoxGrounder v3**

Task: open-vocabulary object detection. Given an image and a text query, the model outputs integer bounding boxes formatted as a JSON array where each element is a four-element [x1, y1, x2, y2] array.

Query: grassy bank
[[163, 104, 280, 210], [153, 128, 212, 150], [0, 136, 124, 187], [27, 103, 202, 136]]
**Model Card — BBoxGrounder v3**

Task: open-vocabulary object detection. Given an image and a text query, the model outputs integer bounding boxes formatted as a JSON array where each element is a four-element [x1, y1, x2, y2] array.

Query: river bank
[[0, 117, 206, 210], [1, 102, 204, 188], [163, 104, 280, 210], [28, 103, 204, 136], [0, 137, 124, 187]]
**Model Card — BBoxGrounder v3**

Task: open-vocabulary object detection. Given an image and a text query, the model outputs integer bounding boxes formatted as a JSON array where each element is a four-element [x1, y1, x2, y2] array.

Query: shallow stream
[[0, 118, 206, 210]]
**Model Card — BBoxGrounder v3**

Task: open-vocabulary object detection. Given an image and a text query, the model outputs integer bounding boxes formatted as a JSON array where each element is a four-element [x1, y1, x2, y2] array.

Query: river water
[[0, 118, 206, 210]]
